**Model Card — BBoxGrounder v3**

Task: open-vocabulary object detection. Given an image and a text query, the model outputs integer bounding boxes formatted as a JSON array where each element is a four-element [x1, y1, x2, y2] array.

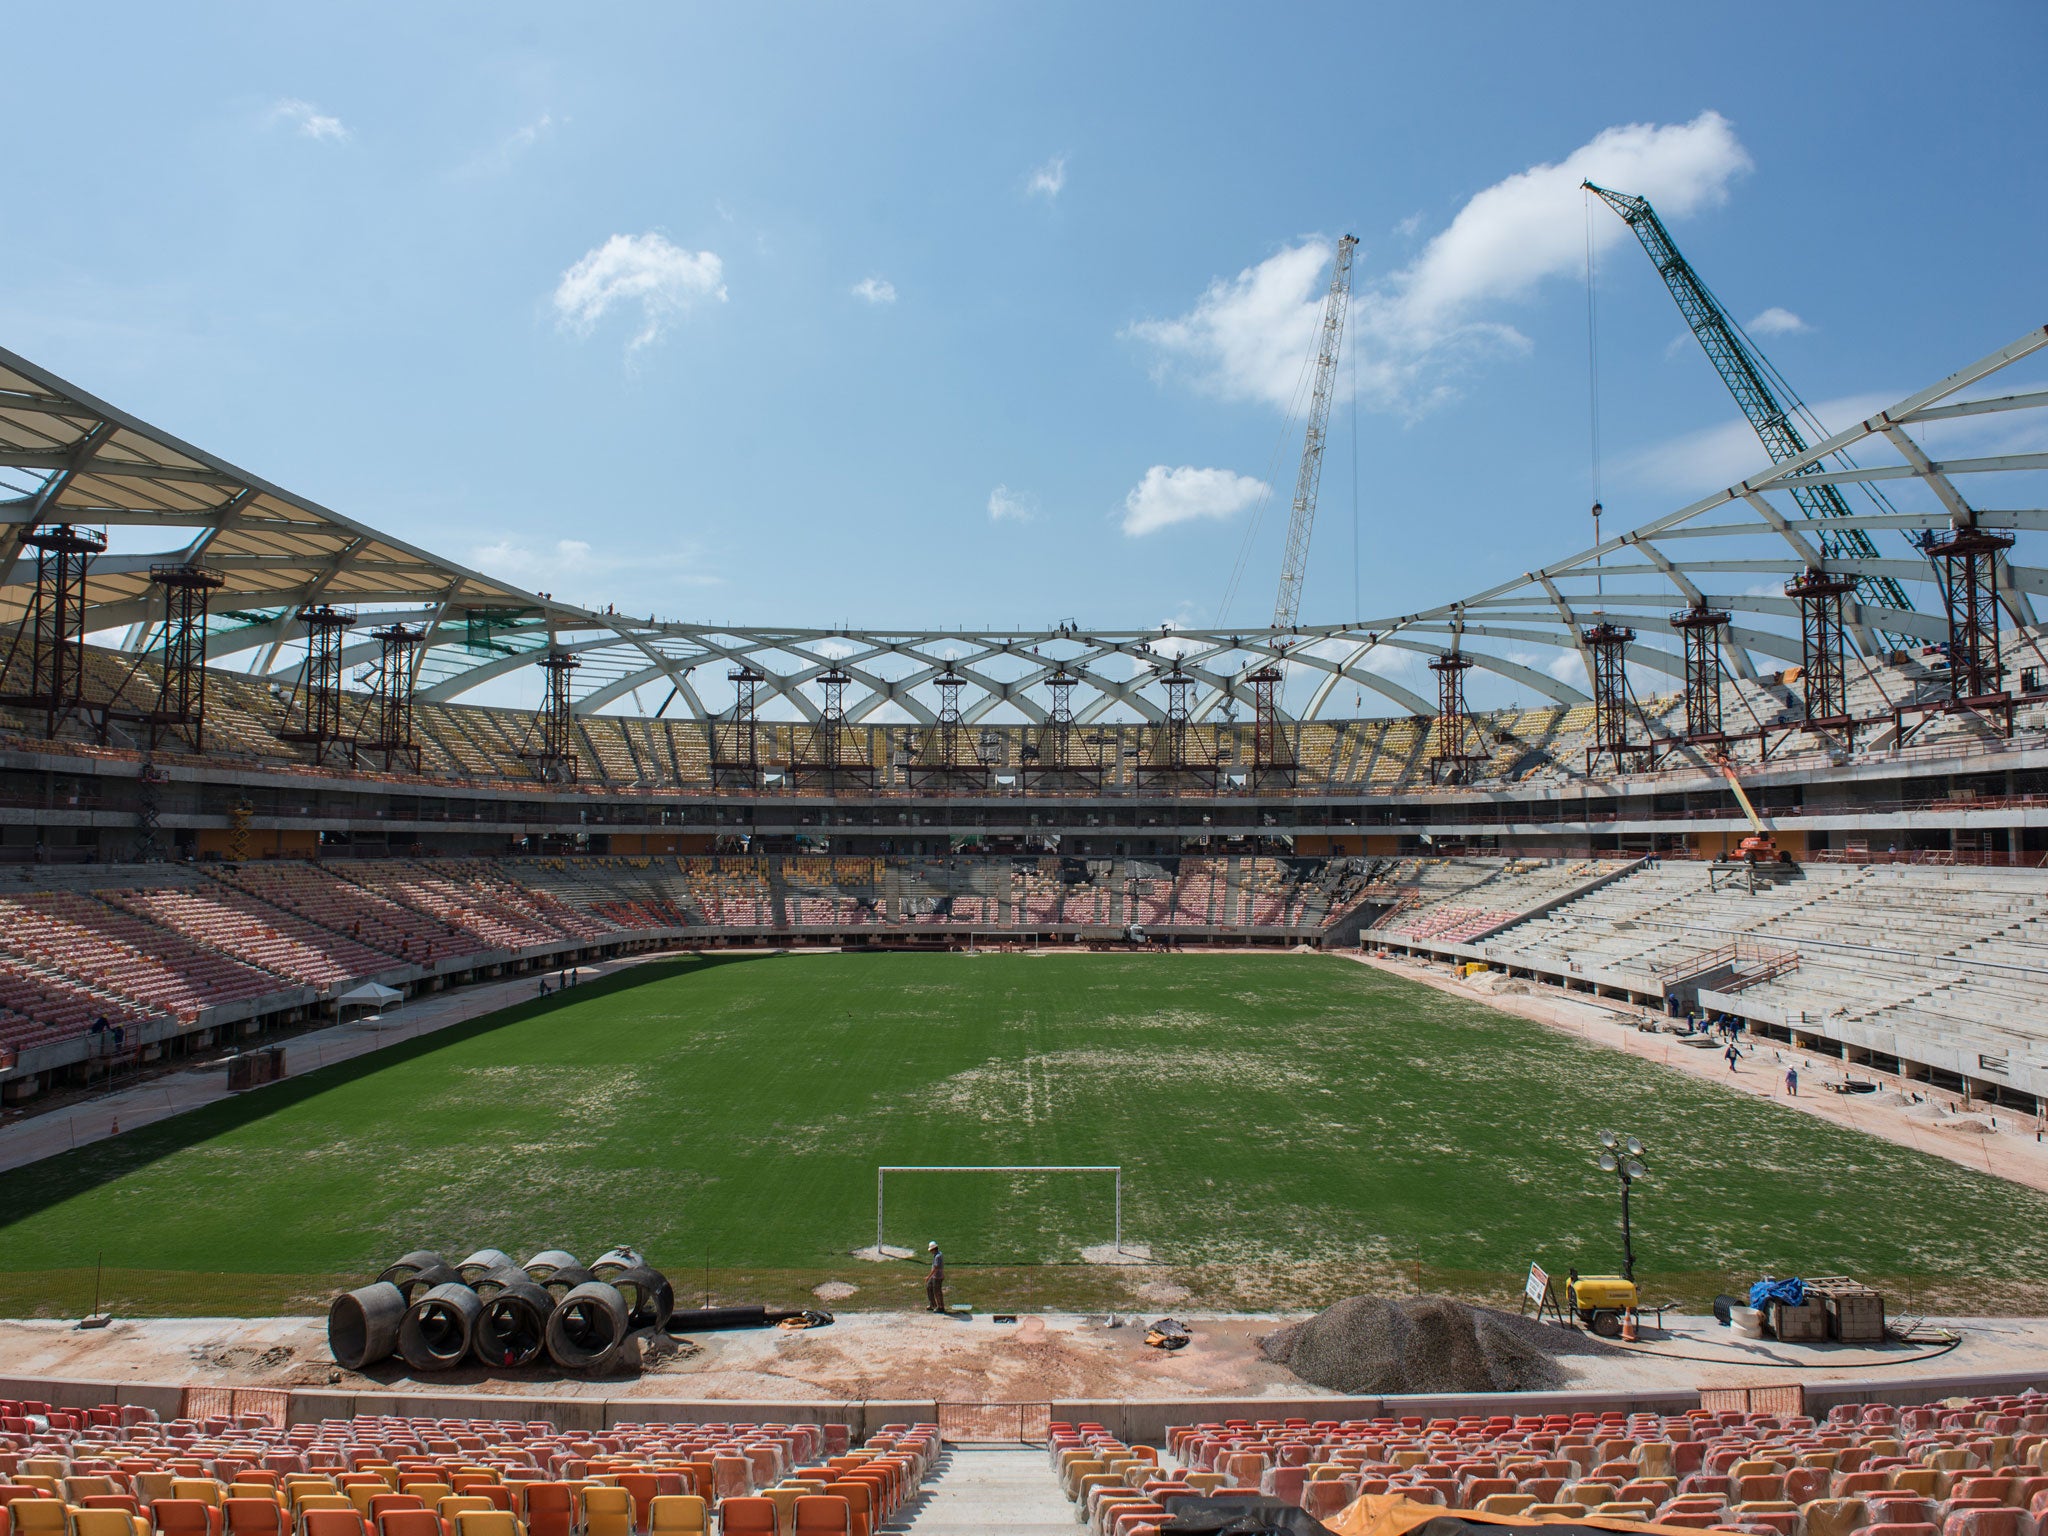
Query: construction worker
[[924, 1241, 946, 1313], [1786, 1066, 1799, 1096]]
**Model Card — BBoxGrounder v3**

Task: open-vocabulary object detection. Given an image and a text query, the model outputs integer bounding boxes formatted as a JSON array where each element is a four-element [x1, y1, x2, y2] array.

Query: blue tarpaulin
[[1750, 1277, 1805, 1308]]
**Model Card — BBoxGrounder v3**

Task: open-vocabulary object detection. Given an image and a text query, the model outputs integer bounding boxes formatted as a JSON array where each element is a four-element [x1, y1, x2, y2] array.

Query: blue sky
[[4, 1, 2043, 651]]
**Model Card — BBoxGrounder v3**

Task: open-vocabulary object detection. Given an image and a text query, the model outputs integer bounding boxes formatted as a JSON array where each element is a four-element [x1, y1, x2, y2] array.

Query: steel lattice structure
[[1, 330, 2045, 729]]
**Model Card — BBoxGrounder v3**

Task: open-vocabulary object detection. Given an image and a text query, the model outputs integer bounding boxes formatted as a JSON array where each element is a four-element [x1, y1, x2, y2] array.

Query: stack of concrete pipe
[[326, 1245, 673, 1376]]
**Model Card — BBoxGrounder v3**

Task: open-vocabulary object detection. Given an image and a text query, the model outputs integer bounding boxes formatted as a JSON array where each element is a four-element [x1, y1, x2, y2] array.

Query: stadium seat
[[791, 1498, 849, 1536], [712, 1501, 774, 1536]]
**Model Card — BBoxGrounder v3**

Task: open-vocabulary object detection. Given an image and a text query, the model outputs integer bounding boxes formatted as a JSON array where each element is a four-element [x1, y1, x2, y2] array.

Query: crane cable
[[1585, 189, 1605, 607]]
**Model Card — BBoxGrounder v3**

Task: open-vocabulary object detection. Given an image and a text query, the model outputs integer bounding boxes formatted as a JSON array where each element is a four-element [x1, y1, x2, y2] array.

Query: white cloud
[[1747, 306, 1809, 336], [1394, 212, 1424, 239], [987, 484, 1035, 523], [1548, 652, 1590, 687], [1129, 111, 1751, 414], [851, 276, 897, 306], [1027, 155, 1067, 199], [270, 98, 348, 142], [1120, 466, 1267, 538], [552, 233, 727, 353]]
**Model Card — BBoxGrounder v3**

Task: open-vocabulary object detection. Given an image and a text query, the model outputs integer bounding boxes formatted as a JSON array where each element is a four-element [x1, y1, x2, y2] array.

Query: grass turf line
[[0, 950, 2042, 1316]]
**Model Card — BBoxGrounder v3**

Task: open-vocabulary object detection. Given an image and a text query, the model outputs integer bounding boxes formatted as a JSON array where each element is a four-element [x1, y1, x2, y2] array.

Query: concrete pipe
[[472, 1264, 532, 1299], [522, 1249, 580, 1281], [393, 1262, 462, 1303], [538, 1264, 597, 1300], [398, 1282, 483, 1371], [589, 1246, 644, 1279], [472, 1277, 553, 1369], [327, 1281, 407, 1370], [609, 1265, 675, 1331], [544, 1280, 630, 1374], [456, 1248, 515, 1282], [376, 1250, 448, 1286]]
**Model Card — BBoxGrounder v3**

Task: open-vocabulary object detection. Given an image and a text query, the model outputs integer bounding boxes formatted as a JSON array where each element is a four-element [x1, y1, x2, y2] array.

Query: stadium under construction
[[0, 308, 2043, 1118]]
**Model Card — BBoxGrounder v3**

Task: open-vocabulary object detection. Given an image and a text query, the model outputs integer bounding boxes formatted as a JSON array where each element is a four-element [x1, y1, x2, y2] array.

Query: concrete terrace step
[[897, 1447, 1075, 1535]]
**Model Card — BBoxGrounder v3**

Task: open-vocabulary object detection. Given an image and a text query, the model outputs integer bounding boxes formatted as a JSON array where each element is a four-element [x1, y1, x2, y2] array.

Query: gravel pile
[[1260, 1294, 1613, 1395]]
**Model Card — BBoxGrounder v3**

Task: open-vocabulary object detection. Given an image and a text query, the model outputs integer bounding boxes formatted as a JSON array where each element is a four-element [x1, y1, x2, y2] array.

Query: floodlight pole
[[1620, 1177, 1635, 1283]]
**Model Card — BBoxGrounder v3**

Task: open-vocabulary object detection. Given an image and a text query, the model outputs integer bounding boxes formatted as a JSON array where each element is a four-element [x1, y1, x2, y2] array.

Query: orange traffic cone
[[1620, 1310, 1639, 1342]]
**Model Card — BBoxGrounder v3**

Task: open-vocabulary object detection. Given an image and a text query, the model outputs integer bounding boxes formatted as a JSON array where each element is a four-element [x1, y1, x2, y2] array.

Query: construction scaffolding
[[522, 649, 581, 782], [713, 663, 766, 787], [912, 662, 988, 791], [277, 604, 357, 764], [1138, 657, 1213, 789], [1582, 622, 1653, 774], [1671, 601, 1731, 743], [1429, 651, 1485, 784], [0, 523, 106, 739], [1899, 524, 2018, 740], [795, 667, 871, 788], [1021, 663, 1100, 787], [357, 624, 424, 772], [97, 561, 225, 751], [1245, 662, 1296, 788], [1786, 569, 1857, 740]]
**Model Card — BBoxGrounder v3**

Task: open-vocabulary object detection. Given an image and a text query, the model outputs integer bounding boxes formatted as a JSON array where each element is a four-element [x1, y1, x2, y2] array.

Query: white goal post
[[876, 1164, 1122, 1255]]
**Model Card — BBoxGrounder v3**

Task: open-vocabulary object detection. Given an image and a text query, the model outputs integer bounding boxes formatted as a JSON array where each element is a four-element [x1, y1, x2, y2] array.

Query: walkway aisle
[[895, 1447, 1075, 1535]]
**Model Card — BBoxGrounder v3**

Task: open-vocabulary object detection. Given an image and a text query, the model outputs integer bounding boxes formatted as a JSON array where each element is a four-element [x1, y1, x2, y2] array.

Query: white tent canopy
[[337, 982, 402, 1012]]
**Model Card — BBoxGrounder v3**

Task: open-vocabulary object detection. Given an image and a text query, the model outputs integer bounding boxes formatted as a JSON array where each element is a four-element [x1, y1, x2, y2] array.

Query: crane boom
[[1272, 234, 1358, 630], [1581, 182, 1914, 640]]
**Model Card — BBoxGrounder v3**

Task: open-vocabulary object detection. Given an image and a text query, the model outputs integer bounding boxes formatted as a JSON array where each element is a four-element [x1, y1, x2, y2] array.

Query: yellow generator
[[1567, 1273, 1639, 1335]]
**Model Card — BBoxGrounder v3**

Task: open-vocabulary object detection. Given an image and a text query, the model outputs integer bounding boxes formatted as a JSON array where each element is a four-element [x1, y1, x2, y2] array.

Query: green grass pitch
[[0, 951, 2041, 1316]]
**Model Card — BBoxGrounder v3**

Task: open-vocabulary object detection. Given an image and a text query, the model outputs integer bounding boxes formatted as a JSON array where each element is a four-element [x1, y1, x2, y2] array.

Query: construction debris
[[1260, 1294, 1614, 1395]]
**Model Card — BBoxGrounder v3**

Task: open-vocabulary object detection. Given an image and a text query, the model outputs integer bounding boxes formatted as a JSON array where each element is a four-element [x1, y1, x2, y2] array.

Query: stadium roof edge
[[1, 326, 2045, 724]]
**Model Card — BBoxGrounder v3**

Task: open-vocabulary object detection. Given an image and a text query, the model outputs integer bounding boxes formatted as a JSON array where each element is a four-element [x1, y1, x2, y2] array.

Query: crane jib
[[1582, 180, 1918, 645], [1271, 234, 1359, 632]]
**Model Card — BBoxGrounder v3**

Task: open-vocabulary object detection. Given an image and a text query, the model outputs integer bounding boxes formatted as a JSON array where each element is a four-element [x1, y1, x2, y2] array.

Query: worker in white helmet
[[924, 1240, 946, 1313]]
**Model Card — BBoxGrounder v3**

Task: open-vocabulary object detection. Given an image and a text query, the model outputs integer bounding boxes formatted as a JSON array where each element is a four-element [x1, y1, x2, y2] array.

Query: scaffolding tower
[[358, 624, 425, 772], [1927, 525, 2014, 702], [277, 604, 358, 763], [1671, 601, 1732, 742], [1245, 662, 1297, 788], [1897, 523, 2019, 740], [1429, 651, 1486, 783], [94, 560, 225, 750], [1582, 621, 1654, 775], [913, 662, 988, 790], [522, 649, 581, 782], [796, 667, 870, 788], [1022, 663, 1100, 787], [1785, 569, 1857, 740], [713, 663, 766, 787], [1139, 657, 1214, 788], [0, 523, 107, 739]]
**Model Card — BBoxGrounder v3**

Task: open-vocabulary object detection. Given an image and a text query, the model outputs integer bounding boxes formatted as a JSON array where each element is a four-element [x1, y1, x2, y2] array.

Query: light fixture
[[1623, 1158, 1646, 1180], [1624, 1135, 1644, 1156], [1597, 1150, 1618, 1172], [1598, 1129, 1618, 1149]]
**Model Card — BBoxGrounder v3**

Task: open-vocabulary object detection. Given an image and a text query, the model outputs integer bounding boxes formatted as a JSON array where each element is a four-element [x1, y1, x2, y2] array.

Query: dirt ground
[[1350, 951, 2048, 1195], [1, 1308, 2041, 1402]]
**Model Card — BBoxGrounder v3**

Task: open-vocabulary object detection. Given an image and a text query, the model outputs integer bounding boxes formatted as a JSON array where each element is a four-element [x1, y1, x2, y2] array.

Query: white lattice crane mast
[[1271, 233, 1358, 630]]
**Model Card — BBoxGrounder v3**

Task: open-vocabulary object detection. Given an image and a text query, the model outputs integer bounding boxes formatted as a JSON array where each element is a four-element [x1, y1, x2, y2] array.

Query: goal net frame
[[875, 1164, 1122, 1256]]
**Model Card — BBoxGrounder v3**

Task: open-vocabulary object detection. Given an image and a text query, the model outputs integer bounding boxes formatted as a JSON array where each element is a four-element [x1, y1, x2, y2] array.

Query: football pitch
[[1, 950, 2042, 1317]]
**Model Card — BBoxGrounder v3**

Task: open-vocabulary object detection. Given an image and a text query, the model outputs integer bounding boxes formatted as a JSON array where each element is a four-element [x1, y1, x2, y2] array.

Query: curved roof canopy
[[1, 329, 2045, 725]]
